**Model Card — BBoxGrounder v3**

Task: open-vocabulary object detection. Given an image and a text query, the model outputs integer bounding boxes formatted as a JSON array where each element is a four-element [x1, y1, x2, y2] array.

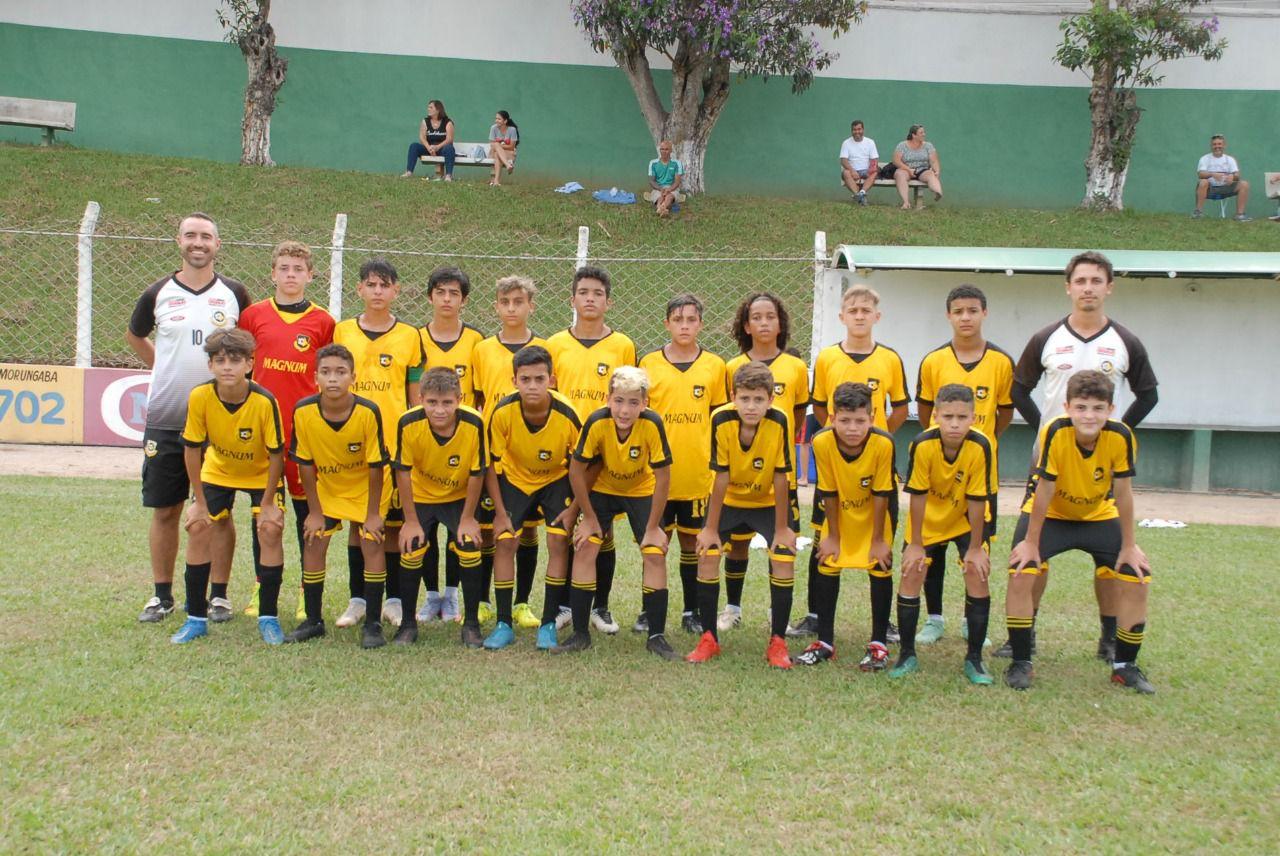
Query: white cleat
[[336, 598, 367, 628]]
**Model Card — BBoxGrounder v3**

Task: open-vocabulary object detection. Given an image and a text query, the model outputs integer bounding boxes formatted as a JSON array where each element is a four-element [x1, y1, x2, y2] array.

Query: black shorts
[[588, 492, 655, 546], [662, 498, 707, 534], [203, 483, 285, 520], [812, 487, 898, 534], [1008, 513, 1147, 582], [498, 475, 573, 537], [918, 532, 987, 570], [141, 427, 188, 508], [386, 483, 404, 527], [403, 499, 481, 557], [717, 505, 796, 563]]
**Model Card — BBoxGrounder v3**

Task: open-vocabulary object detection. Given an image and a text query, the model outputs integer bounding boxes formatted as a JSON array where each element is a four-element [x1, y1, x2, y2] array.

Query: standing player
[[913, 285, 1013, 644], [636, 294, 728, 635], [545, 266, 637, 635], [1004, 250, 1158, 663], [721, 293, 809, 631], [1005, 371, 1154, 693], [687, 362, 798, 669], [237, 241, 335, 620], [173, 329, 286, 645], [332, 258, 425, 632], [126, 212, 249, 623], [801, 383, 897, 670]]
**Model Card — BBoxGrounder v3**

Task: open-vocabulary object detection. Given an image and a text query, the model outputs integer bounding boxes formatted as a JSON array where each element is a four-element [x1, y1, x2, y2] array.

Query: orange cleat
[[685, 630, 722, 663], [766, 635, 793, 669]]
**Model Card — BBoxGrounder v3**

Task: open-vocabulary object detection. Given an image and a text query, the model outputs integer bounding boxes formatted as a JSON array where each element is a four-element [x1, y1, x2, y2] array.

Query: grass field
[[2, 474, 1277, 852]]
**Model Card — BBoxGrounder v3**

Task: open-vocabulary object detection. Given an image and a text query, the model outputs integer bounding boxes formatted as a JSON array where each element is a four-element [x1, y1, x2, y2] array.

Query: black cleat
[[792, 641, 835, 666], [632, 612, 649, 634], [680, 612, 703, 635], [645, 634, 680, 661], [785, 614, 819, 638], [361, 621, 386, 649], [994, 629, 1037, 659], [460, 621, 484, 648], [284, 618, 326, 643], [1111, 664, 1155, 694], [1004, 659, 1034, 690], [393, 622, 418, 646], [138, 596, 176, 623], [550, 631, 592, 654], [1096, 637, 1117, 664]]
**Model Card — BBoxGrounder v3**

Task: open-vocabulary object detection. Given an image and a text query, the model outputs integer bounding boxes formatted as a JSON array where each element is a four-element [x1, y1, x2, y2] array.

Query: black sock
[[184, 562, 212, 618], [1008, 616, 1034, 661], [421, 528, 440, 593], [209, 581, 228, 601], [768, 573, 794, 638], [805, 548, 820, 615], [570, 580, 595, 634], [363, 559, 386, 623], [812, 568, 841, 647], [679, 549, 698, 614], [398, 554, 421, 623], [347, 545, 364, 600], [541, 577, 566, 625], [1114, 622, 1145, 665], [480, 547, 495, 606], [965, 595, 991, 660], [383, 552, 401, 601], [443, 547, 460, 589], [257, 563, 283, 618], [461, 564, 483, 625], [495, 577, 514, 625], [155, 581, 173, 603], [698, 577, 720, 641], [250, 518, 262, 580], [896, 594, 921, 658], [595, 541, 616, 611], [558, 543, 574, 611], [516, 534, 538, 603], [724, 557, 748, 608], [923, 557, 945, 618], [301, 567, 325, 621], [1100, 614, 1118, 642], [644, 587, 669, 638], [869, 574, 894, 644]]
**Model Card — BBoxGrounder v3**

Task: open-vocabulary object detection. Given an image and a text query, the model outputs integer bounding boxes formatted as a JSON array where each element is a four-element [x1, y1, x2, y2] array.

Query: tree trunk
[[1081, 73, 1140, 211], [235, 2, 287, 167]]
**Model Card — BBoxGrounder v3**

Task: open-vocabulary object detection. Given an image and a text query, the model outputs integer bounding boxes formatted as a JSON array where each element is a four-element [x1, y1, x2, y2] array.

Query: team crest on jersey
[[1093, 467, 1105, 482], [975, 386, 989, 400], [596, 363, 609, 377], [773, 383, 784, 396], [448, 454, 461, 468], [378, 354, 393, 368], [954, 469, 965, 483], [211, 310, 228, 327], [348, 441, 362, 453], [454, 365, 467, 378], [692, 385, 706, 399], [238, 428, 253, 441], [144, 439, 158, 458], [481, 496, 495, 510], [866, 378, 880, 391], [752, 457, 764, 471], [860, 476, 872, 488], [628, 446, 641, 460], [293, 334, 312, 353], [538, 449, 552, 461], [1100, 360, 1114, 374]]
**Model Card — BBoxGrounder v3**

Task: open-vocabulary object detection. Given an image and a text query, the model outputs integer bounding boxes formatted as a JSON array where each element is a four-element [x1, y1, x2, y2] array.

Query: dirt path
[[2, 442, 1276, 527]]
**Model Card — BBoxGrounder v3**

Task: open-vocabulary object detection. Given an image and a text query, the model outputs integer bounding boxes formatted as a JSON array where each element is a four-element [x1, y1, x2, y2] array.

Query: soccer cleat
[[1111, 664, 1156, 694], [785, 614, 819, 637], [1097, 637, 1117, 664], [243, 582, 261, 616], [335, 598, 366, 629], [440, 590, 461, 623], [916, 618, 945, 645], [512, 602, 541, 629], [680, 612, 703, 635], [536, 622, 559, 650], [258, 616, 284, 645], [381, 598, 403, 628], [138, 596, 175, 623], [590, 608, 620, 635], [632, 612, 649, 634], [170, 617, 208, 644], [1004, 659, 1034, 690], [859, 642, 889, 672], [766, 635, 793, 669], [885, 622, 900, 645], [792, 641, 835, 666], [717, 605, 743, 632], [284, 618, 326, 643], [994, 629, 1037, 659], [889, 654, 919, 679], [550, 632, 592, 654], [964, 657, 994, 686], [646, 634, 681, 661], [295, 589, 307, 621], [418, 591, 443, 623], [476, 601, 496, 625], [460, 622, 484, 648], [362, 621, 386, 649], [393, 623, 419, 646], [685, 631, 722, 663], [483, 621, 516, 650], [555, 606, 573, 631], [208, 597, 234, 624]]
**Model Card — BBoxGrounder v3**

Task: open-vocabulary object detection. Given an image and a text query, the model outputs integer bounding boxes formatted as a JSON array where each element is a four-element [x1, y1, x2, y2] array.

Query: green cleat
[[964, 657, 994, 686], [889, 654, 919, 678], [916, 618, 944, 645]]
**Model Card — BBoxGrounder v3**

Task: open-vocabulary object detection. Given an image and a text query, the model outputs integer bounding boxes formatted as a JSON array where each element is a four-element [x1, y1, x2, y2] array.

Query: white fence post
[[329, 213, 348, 320], [576, 225, 590, 271], [810, 230, 828, 370], [75, 201, 101, 368]]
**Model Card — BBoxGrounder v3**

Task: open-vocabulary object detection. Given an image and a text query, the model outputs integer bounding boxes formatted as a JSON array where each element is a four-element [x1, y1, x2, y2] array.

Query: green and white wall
[[2, 1, 1279, 213]]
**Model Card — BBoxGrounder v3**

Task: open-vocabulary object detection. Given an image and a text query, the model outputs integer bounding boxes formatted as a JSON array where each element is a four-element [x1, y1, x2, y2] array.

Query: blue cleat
[[258, 616, 284, 645], [483, 621, 516, 650], [536, 622, 558, 651], [170, 617, 208, 644]]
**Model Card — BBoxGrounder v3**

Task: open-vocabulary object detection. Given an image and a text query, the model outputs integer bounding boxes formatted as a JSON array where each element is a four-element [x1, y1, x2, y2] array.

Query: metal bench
[[421, 141, 495, 169], [0, 96, 76, 145]]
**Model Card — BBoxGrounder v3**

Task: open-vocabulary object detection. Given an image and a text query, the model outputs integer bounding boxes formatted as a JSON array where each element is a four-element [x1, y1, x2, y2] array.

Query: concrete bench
[[421, 141, 496, 168], [0, 96, 76, 145]]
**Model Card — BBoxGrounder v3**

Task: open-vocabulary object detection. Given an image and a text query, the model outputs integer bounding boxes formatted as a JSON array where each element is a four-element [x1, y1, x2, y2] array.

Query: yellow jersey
[[903, 428, 995, 546], [812, 427, 897, 569], [182, 380, 284, 490], [333, 317, 425, 454], [639, 348, 728, 500], [290, 394, 390, 522], [545, 328, 637, 421], [393, 405, 488, 504], [420, 323, 485, 408], [471, 332, 548, 413], [487, 390, 582, 494], [811, 342, 909, 431], [574, 407, 673, 498], [1025, 415, 1136, 522], [915, 343, 1014, 444], [710, 404, 792, 509]]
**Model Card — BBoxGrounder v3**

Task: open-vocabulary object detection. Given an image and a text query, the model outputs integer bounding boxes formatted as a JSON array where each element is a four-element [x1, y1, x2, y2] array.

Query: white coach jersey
[[129, 272, 250, 431], [1014, 317, 1157, 420]]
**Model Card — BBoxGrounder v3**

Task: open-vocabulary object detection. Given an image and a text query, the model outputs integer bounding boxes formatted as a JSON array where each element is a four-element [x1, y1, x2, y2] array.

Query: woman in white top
[[889, 124, 943, 210], [488, 110, 520, 186]]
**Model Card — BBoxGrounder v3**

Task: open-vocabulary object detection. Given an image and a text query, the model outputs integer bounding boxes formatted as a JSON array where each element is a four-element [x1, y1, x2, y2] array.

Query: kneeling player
[[564, 366, 677, 658], [688, 361, 798, 668], [393, 368, 485, 646], [286, 344, 392, 649], [894, 384, 995, 683], [804, 383, 897, 670], [1005, 370, 1154, 693], [173, 329, 287, 645]]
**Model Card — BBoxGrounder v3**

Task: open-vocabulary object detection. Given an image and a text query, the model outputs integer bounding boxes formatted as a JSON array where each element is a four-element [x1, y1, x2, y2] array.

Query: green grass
[[1, 474, 1276, 852]]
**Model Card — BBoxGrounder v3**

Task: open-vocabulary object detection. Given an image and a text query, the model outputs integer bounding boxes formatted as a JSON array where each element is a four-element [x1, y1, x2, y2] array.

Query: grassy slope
[[1, 475, 1276, 853]]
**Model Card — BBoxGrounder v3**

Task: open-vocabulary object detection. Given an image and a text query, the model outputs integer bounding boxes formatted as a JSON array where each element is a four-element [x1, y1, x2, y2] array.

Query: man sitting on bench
[[1193, 134, 1251, 221], [839, 119, 879, 206]]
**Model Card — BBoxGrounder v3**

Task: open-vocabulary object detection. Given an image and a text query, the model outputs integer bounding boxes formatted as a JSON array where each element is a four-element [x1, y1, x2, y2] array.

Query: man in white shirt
[[839, 120, 879, 206], [1194, 134, 1251, 221]]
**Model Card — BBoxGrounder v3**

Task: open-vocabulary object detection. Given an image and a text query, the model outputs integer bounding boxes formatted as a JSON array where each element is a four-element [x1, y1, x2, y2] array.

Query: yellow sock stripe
[[1006, 616, 1034, 628], [494, 579, 515, 590], [1116, 628, 1145, 643], [679, 550, 697, 563], [545, 576, 567, 587], [724, 570, 747, 580], [640, 545, 665, 556], [519, 532, 539, 547], [601, 535, 616, 551], [698, 576, 721, 585], [401, 551, 425, 568], [641, 586, 655, 595], [768, 575, 795, 588], [302, 568, 326, 584], [365, 570, 387, 583], [457, 550, 481, 568], [817, 564, 842, 577], [571, 580, 596, 591], [481, 546, 496, 557]]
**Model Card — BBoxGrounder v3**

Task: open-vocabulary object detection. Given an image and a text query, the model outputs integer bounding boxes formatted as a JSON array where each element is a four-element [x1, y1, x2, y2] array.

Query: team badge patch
[[144, 439, 158, 458], [1100, 360, 1114, 374], [211, 310, 228, 327], [692, 385, 706, 399], [378, 354, 393, 368], [975, 386, 989, 400], [1093, 467, 1105, 482], [955, 469, 965, 483], [773, 383, 784, 396], [596, 363, 609, 377], [628, 446, 641, 460], [752, 457, 764, 471], [454, 365, 467, 378], [481, 496, 495, 510], [538, 450, 552, 461], [866, 378, 880, 391], [448, 454, 461, 467], [238, 428, 253, 441], [293, 334, 312, 352], [348, 442, 362, 453], [860, 476, 872, 488]]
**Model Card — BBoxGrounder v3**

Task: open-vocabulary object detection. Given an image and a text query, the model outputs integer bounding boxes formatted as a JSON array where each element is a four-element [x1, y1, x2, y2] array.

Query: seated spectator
[[643, 140, 686, 217], [1194, 134, 1251, 221], [488, 110, 519, 186], [839, 120, 878, 206], [884, 124, 942, 210], [402, 100, 456, 181]]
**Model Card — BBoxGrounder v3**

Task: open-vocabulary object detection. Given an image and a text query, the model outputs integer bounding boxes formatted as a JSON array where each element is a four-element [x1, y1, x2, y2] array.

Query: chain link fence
[[0, 206, 816, 367]]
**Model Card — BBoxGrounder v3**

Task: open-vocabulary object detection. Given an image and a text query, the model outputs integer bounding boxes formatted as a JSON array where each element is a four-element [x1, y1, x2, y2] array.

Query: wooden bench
[[0, 96, 76, 145], [420, 141, 496, 169]]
